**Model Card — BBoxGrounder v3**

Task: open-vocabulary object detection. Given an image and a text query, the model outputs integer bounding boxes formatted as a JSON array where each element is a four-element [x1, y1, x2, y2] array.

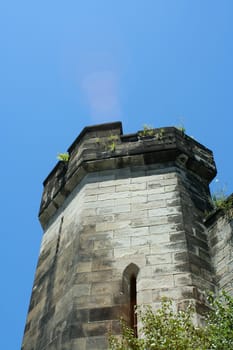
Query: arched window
[[122, 263, 139, 337]]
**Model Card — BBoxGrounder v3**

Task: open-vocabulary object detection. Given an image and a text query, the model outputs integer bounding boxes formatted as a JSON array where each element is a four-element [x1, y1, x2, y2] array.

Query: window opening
[[130, 274, 137, 337], [122, 263, 139, 337]]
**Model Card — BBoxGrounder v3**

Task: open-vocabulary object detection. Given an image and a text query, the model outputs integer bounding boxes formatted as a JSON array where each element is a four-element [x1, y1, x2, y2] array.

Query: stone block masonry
[[22, 122, 233, 350]]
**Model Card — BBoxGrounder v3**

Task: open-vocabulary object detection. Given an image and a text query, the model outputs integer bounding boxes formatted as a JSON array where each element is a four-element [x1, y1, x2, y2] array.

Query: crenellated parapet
[[39, 122, 216, 228]]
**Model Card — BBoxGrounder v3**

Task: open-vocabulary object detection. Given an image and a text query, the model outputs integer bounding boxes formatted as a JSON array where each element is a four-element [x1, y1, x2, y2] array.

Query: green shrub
[[109, 292, 233, 350]]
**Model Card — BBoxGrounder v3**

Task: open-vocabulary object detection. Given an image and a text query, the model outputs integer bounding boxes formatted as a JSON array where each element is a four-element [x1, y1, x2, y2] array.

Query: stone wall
[[207, 210, 233, 296]]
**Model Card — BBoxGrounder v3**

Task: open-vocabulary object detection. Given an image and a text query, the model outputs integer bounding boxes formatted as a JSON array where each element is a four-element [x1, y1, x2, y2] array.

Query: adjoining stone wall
[[207, 212, 233, 296]]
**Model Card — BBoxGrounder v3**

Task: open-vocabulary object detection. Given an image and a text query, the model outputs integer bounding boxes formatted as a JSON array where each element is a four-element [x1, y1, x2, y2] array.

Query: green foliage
[[107, 135, 118, 152], [57, 152, 70, 162], [207, 291, 233, 349], [210, 179, 233, 218], [109, 292, 233, 350], [96, 135, 119, 152], [109, 141, 116, 152], [157, 128, 165, 140], [138, 125, 165, 140], [138, 124, 156, 137], [211, 189, 233, 218], [109, 298, 208, 350]]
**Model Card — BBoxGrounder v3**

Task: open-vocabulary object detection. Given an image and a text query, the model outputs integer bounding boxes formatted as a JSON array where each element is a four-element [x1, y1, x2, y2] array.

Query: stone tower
[[21, 122, 233, 350]]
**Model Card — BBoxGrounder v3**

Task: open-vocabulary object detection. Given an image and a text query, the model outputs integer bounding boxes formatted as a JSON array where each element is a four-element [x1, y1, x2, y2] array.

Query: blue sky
[[1, 1, 233, 348]]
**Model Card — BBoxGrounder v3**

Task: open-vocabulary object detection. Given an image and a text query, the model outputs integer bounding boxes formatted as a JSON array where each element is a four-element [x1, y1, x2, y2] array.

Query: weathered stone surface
[[206, 212, 233, 295], [22, 122, 233, 350]]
